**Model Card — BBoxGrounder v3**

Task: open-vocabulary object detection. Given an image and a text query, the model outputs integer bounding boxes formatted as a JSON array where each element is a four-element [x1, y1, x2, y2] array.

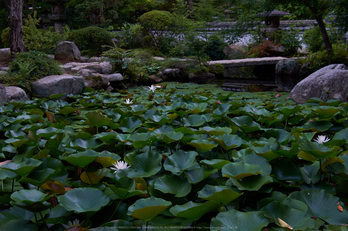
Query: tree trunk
[[315, 14, 333, 55], [9, 0, 25, 56]]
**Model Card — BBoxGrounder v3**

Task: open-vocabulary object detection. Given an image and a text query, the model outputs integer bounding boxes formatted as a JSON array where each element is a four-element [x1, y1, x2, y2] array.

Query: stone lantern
[[255, 9, 290, 42], [46, 0, 67, 33]]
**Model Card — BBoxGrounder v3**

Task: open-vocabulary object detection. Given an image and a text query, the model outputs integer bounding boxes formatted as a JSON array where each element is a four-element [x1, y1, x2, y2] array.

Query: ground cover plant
[[1, 83, 348, 230]]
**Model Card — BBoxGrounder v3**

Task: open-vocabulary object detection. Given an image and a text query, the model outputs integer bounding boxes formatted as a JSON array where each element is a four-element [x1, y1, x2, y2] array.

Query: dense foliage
[[67, 26, 114, 56], [1, 51, 63, 93], [1, 83, 348, 230]]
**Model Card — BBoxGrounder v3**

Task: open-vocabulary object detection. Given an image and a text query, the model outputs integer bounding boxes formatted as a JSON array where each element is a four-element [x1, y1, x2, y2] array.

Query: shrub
[[138, 10, 174, 47], [117, 23, 145, 49], [204, 34, 227, 60], [300, 43, 348, 71], [102, 47, 164, 82], [4, 51, 62, 93], [302, 26, 324, 52], [247, 40, 281, 57], [68, 26, 114, 56]]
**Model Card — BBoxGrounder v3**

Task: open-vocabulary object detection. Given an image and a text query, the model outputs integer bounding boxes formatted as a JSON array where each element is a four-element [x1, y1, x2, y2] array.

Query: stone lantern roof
[[256, 9, 290, 29], [255, 9, 290, 18]]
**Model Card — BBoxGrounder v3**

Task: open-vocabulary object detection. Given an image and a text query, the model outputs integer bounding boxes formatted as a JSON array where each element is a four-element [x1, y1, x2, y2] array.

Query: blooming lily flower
[[314, 135, 330, 144], [148, 85, 160, 92], [63, 219, 81, 229], [111, 160, 130, 172], [125, 98, 133, 104]]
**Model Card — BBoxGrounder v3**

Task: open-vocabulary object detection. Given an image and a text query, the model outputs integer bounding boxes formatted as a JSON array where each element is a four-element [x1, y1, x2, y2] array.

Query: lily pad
[[170, 200, 221, 221], [58, 188, 110, 213], [127, 197, 172, 221], [210, 209, 269, 231]]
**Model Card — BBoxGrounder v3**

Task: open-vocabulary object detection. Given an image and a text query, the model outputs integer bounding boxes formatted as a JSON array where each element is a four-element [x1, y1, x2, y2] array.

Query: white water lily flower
[[62, 219, 80, 228], [125, 98, 133, 104], [314, 135, 330, 144], [148, 85, 160, 92], [111, 160, 130, 172]]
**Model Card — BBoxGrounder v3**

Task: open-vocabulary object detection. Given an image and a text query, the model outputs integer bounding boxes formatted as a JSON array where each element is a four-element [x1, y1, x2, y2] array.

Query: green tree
[[234, 0, 335, 55]]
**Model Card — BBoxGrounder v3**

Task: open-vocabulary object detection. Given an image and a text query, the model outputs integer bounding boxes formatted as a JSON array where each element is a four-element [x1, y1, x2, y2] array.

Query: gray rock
[[77, 69, 97, 77], [93, 73, 123, 82], [148, 75, 163, 83], [5, 86, 29, 101], [275, 59, 301, 76], [84, 75, 109, 90], [55, 41, 81, 64], [0, 84, 8, 105], [288, 64, 348, 103], [275, 59, 301, 91], [0, 48, 11, 63], [31, 74, 85, 99], [162, 68, 182, 81]]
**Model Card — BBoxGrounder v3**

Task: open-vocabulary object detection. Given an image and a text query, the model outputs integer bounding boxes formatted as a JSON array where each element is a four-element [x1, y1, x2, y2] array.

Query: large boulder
[[0, 84, 8, 105], [55, 41, 81, 64], [31, 74, 85, 99], [5, 86, 29, 101], [275, 59, 301, 91], [288, 64, 348, 103], [0, 48, 11, 63]]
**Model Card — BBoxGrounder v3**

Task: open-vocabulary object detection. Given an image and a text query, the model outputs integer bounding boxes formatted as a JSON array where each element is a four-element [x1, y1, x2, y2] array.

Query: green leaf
[[188, 139, 218, 153], [158, 131, 183, 144], [272, 158, 302, 182], [85, 111, 110, 127], [200, 159, 230, 170], [198, 185, 242, 205], [211, 209, 269, 231], [129, 132, 157, 149], [61, 149, 99, 167], [58, 188, 110, 213], [211, 134, 243, 151], [10, 189, 52, 212], [231, 116, 261, 133], [2, 158, 42, 177], [163, 150, 198, 173], [170, 200, 221, 221], [228, 175, 273, 191], [289, 189, 348, 225], [128, 151, 162, 178], [199, 126, 232, 135], [182, 114, 206, 127], [127, 197, 172, 221], [262, 201, 315, 230], [299, 139, 342, 159], [106, 184, 144, 200], [119, 116, 142, 133], [154, 174, 191, 197]]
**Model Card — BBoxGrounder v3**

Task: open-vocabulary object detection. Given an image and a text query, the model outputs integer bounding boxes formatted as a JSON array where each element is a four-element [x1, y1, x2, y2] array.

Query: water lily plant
[[148, 85, 160, 92], [314, 135, 330, 144], [111, 160, 130, 172], [125, 98, 133, 104]]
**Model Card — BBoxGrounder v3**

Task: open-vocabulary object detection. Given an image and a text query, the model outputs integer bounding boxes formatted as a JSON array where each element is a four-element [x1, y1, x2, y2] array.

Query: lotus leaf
[[170, 200, 221, 221], [210, 209, 269, 231], [127, 151, 162, 178], [154, 174, 191, 197], [61, 149, 99, 167], [58, 188, 110, 213], [118, 116, 142, 133], [1, 158, 42, 176], [262, 201, 315, 230], [163, 150, 198, 173], [289, 189, 348, 225], [197, 185, 242, 205], [127, 197, 172, 221]]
